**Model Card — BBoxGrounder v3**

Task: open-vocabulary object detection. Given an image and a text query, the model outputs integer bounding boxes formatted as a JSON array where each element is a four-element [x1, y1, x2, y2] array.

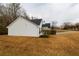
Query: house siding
[[39, 20, 43, 35], [8, 17, 40, 37]]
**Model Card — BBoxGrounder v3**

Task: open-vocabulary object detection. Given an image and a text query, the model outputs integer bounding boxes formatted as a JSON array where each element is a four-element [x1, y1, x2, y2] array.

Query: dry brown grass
[[0, 31, 79, 56]]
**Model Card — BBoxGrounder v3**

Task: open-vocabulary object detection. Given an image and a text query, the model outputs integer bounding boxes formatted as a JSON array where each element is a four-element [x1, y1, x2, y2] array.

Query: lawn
[[0, 31, 79, 56]]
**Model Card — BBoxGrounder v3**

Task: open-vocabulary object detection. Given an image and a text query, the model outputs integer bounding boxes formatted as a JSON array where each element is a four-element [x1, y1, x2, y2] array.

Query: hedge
[[0, 27, 8, 35], [50, 30, 56, 35]]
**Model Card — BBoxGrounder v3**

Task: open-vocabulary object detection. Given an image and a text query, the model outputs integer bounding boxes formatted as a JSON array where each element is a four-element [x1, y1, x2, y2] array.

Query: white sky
[[21, 3, 79, 26]]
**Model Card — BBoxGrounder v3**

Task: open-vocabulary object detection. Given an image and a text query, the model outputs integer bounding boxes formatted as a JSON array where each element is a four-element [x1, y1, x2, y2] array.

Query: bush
[[50, 30, 56, 35], [0, 27, 8, 35], [40, 30, 49, 38], [40, 34, 49, 38]]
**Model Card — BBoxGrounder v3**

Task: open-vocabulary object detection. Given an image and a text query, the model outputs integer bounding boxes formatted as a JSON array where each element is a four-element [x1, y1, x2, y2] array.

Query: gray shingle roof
[[30, 19, 42, 25]]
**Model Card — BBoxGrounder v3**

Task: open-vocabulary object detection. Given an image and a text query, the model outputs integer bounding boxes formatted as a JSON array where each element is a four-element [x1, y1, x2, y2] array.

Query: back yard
[[0, 31, 79, 56]]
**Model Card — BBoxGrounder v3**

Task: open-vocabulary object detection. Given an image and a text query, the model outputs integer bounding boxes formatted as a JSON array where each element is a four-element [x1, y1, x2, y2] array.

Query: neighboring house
[[42, 23, 51, 30], [7, 16, 43, 37]]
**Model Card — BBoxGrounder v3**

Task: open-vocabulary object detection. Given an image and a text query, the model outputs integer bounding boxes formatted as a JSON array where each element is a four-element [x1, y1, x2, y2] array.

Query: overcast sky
[[22, 3, 79, 26]]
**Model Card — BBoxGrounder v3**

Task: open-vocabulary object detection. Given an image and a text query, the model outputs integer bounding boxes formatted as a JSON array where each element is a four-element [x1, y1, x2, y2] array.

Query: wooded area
[[62, 22, 79, 31], [0, 3, 29, 34]]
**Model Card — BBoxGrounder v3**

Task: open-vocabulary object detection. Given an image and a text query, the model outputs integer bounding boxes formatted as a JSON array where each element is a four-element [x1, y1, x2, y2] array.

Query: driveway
[[56, 31, 77, 35]]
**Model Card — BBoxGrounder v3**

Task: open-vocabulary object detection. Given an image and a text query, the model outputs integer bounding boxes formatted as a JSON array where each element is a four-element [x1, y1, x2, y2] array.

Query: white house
[[42, 23, 51, 30], [7, 16, 43, 37]]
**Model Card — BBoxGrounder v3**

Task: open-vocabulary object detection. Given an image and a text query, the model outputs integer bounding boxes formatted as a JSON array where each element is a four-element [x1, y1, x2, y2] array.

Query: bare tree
[[63, 22, 72, 30], [6, 3, 21, 21], [20, 9, 30, 20], [0, 3, 29, 27], [0, 3, 21, 27], [0, 4, 7, 16], [62, 22, 77, 31], [75, 23, 79, 31], [0, 4, 8, 27]]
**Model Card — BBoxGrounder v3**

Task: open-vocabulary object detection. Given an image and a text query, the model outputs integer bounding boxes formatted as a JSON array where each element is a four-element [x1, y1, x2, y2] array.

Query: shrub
[[50, 30, 56, 35], [40, 30, 49, 38], [40, 34, 49, 38], [0, 27, 8, 35]]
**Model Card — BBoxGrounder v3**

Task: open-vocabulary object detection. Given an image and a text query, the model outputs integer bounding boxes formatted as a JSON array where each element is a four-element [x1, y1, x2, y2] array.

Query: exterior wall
[[7, 17, 40, 37], [39, 20, 43, 35], [42, 27, 51, 30]]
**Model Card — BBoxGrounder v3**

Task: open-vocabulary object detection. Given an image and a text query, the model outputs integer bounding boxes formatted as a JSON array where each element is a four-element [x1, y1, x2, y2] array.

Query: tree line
[[0, 3, 29, 28], [62, 22, 79, 31]]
